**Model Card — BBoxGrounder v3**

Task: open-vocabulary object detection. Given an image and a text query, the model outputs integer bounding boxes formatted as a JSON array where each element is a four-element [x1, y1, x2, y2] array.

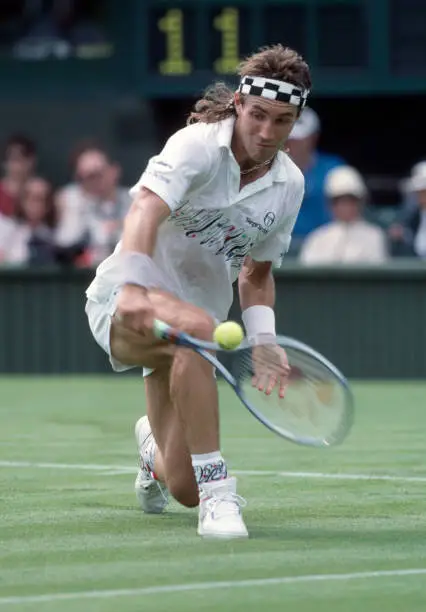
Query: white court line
[[1, 568, 425, 605], [0, 460, 130, 472], [1, 460, 426, 483], [236, 470, 426, 483]]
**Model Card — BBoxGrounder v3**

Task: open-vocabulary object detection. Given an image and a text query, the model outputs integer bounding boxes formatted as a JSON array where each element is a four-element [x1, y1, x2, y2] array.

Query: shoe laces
[[139, 466, 168, 502], [203, 490, 247, 517]]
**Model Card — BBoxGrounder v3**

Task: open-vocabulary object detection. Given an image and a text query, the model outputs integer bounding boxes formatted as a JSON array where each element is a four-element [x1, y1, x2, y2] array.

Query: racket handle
[[153, 319, 172, 340], [153, 319, 217, 351]]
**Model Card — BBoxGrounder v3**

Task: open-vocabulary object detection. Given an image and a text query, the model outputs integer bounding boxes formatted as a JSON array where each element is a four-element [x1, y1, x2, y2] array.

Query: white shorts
[[85, 289, 154, 376], [85, 283, 221, 378]]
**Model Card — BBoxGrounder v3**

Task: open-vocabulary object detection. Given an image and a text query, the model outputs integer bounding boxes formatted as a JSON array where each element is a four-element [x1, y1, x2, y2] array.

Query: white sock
[[191, 451, 228, 485]]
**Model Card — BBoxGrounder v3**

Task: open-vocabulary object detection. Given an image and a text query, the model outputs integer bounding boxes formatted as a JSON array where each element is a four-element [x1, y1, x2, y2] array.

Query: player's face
[[235, 96, 298, 163]]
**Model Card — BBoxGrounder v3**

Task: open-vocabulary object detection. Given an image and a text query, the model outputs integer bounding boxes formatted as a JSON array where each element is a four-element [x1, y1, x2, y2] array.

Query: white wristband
[[241, 305, 276, 346]]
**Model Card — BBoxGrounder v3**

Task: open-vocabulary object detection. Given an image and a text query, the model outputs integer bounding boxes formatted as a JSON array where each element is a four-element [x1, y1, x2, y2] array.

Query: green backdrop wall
[[1, 263, 425, 378]]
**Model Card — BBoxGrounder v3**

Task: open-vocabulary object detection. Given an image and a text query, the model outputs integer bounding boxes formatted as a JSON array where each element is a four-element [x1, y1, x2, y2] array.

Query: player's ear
[[234, 92, 243, 115]]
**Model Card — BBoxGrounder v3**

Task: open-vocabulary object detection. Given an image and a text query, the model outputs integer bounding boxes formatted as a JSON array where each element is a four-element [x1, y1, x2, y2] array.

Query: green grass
[[1, 377, 426, 611]]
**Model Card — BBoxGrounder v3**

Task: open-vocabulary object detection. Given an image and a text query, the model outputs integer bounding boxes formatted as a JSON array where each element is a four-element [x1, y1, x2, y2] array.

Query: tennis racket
[[153, 320, 354, 448]]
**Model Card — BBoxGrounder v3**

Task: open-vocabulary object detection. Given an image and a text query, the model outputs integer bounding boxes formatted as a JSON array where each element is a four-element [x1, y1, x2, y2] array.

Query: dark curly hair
[[187, 44, 311, 125]]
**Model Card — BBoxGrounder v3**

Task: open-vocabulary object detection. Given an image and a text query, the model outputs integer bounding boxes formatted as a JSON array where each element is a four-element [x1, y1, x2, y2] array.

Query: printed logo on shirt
[[154, 161, 172, 169], [264, 212, 276, 227], [245, 214, 276, 235], [170, 201, 268, 268]]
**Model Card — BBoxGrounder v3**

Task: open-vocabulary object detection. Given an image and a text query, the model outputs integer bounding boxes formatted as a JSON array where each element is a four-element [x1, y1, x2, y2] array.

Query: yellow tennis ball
[[213, 321, 244, 350]]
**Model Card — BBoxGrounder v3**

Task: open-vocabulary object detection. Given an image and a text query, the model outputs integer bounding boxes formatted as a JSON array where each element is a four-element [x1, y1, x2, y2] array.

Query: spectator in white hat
[[299, 165, 388, 265], [388, 161, 426, 258], [286, 107, 346, 246]]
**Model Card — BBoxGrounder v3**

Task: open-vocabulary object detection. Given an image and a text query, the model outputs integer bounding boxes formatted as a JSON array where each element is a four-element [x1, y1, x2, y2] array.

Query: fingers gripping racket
[[153, 320, 354, 448]]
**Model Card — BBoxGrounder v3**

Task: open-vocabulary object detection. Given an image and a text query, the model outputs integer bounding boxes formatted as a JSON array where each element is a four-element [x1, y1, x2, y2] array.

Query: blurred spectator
[[0, 134, 37, 217], [388, 161, 426, 258], [286, 107, 345, 249], [0, 176, 57, 265], [55, 144, 131, 266], [299, 166, 388, 265], [11, 0, 112, 61], [0, 214, 18, 262]]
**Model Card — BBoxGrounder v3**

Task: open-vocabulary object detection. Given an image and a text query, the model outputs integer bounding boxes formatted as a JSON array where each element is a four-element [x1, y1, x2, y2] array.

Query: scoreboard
[[2, 0, 426, 97], [148, 5, 251, 77], [140, 0, 367, 96], [139, 0, 426, 97]]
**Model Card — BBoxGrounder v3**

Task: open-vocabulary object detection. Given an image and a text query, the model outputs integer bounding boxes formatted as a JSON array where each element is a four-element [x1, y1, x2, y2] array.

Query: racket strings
[[232, 344, 348, 445]]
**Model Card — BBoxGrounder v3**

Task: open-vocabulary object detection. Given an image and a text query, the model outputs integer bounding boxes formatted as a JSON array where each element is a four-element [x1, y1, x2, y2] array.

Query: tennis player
[[85, 44, 311, 539]]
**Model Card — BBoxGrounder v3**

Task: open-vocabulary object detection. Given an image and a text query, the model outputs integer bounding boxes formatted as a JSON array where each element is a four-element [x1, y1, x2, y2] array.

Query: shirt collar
[[216, 117, 235, 150], [215, 117, 288, 183]]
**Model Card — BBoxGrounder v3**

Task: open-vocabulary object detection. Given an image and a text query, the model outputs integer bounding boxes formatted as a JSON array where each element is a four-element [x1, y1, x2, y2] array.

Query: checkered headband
[[238, 76, 309, 110]]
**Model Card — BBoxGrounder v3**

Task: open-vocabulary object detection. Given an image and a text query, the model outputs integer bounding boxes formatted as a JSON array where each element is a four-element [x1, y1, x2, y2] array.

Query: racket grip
[[152, 319, 171, 340]]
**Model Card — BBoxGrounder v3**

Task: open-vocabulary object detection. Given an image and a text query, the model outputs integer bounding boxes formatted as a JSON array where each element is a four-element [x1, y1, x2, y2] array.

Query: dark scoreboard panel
[[146, 4, 252, 77], [140, 0, 426, 97], [3, 0, 426, 97], [141, 0, 370, 96]]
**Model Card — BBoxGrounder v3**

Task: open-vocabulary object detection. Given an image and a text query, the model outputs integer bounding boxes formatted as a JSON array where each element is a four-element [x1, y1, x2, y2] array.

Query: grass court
[[1, 377, 426, 611]]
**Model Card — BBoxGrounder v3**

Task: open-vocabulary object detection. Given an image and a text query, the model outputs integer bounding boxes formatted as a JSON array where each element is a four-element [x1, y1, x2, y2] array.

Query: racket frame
[[153, 320, 354, 448]]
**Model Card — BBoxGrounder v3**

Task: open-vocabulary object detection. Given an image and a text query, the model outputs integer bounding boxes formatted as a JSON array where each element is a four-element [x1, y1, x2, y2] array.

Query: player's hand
[[114, 284, 154, 335], [251, 343, 290, 398]]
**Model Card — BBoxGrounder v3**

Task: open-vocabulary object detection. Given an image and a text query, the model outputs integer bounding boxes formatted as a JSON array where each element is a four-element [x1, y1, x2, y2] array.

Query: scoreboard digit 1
[[157, 8, 192, 75], [213, 7, 240, 74], [150, 3, 244, 77]]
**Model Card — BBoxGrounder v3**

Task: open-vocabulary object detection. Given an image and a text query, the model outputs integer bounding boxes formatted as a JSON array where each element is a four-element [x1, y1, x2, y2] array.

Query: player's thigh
[[110, 288, 216, 369], [145, 367, 198, 507]]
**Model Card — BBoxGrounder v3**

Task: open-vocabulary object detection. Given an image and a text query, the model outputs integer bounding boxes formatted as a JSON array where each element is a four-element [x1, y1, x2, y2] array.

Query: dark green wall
[[1, 264, 425, 378], [233, 264, 426, 379], [0, 269, 110, 374]]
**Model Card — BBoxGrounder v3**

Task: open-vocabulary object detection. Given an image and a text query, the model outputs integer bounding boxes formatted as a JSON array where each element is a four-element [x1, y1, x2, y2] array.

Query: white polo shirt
[[86, 117, 304, 321]]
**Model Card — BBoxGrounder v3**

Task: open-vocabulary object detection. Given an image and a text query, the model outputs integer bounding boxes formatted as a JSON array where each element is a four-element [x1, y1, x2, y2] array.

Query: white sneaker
[[134, 416, 169, 514], [198, 477, 248, 539]]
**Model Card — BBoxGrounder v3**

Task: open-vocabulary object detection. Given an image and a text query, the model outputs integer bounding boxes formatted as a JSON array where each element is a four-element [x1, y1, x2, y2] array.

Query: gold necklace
[[240, 156, 274, 175]]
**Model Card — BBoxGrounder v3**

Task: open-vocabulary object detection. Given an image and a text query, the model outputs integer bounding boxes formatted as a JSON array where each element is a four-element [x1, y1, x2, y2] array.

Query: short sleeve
[[129, 125, 213, 211], [250, 170, 305, 266]]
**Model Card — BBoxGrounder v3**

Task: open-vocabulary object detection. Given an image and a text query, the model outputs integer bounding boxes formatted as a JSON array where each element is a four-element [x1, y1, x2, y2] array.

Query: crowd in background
[[1, 108, 426, 269], [0, 135, 130, 267]]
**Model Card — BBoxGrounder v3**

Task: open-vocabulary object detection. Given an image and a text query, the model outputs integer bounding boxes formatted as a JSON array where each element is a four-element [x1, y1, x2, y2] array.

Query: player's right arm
[[114, 126, 213, 334], [116, 189, 170, 334]]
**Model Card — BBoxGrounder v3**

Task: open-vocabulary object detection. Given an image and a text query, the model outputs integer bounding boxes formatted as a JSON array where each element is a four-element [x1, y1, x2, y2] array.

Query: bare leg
[[113, 289, 248, 536], [144, 367, 198, 507], [112, 290, 220, 450], [169, 349, 219, 454], [115, 290, 221, 452], [111, 289, 222, 504]]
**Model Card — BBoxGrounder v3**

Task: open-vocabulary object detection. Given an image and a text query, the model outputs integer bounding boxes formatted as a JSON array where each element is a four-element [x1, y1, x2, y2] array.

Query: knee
[[180, 312, 215, 342], [167, 478, 199, 508]]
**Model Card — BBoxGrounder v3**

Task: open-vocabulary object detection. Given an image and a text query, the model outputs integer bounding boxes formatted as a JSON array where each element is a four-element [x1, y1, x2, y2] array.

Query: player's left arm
[[238, 184, 304, 341], [238, 256, 275, 311], [238, 257, 289, 396], [238, 170, 305, 395]]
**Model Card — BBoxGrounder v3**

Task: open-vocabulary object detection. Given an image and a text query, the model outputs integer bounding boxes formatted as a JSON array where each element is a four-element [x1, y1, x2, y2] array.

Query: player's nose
[[258, 120, 275, 142]]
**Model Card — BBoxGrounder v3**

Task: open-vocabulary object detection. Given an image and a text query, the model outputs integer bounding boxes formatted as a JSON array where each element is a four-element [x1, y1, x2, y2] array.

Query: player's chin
[[254, 148, 276, 164]]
